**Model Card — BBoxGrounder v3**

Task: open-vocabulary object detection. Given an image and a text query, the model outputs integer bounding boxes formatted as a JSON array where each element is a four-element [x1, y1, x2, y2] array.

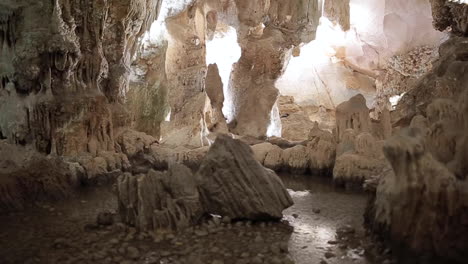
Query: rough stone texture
[[282, 145, 309, 174], [0, 140, 74, 211], [333, 133, 388, 187], [126, 40, 169, 139], [279, 96, 319, 141], [375, 45, 439, 103], [0, 0, 161, 156], [430, 0, 468, 37], [205, 63, 228, 134], [226, 0, 322, 138], [162, 3, 209, 147], [323, 0, 350, 31], [367, 34, 468, 261], [196, 135, 293, 220], [117, 164, 203, 231], [115, 129, 158, 158], [306, 127, 336, 175], [263, 144, 285, 171], [368, 127, 468, 262], [335, 94, 371, 141], [251, 142, 277, 164], [392, 37, 468, 127]]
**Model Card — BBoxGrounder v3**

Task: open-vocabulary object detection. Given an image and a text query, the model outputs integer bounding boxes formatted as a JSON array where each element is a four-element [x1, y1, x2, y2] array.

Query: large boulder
[[117, 164, 203, 231], [196, 135, 293, 220]]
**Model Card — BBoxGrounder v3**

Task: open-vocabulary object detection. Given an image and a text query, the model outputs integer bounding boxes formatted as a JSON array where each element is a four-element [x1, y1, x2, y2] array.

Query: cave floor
[[0, 175, 392, 264]]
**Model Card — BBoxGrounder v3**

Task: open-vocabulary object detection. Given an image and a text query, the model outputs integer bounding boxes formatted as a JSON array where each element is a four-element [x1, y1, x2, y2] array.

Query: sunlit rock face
[[226, 0, 322, 138], [276, 0, 445, 117]]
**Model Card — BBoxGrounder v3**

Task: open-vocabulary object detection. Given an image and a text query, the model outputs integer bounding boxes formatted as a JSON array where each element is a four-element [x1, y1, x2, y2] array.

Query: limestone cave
[[0, 0, 467, 263]]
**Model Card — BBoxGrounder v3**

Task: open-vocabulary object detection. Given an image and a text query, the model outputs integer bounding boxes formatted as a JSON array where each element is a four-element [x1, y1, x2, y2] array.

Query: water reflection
[[280, 173, 370, 264]]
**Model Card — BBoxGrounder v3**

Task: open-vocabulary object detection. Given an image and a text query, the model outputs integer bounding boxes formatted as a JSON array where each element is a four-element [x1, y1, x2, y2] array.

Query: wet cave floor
[[0, 174, 393, 264]]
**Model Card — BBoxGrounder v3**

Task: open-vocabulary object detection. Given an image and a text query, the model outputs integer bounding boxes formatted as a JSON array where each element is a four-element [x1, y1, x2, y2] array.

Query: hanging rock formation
[[205, 63, 229, 135]]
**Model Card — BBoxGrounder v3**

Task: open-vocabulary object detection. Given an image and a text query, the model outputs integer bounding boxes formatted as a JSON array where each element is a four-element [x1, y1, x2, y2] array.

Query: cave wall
[[365, 1, 468, 261], [0, 0, 161, 155]]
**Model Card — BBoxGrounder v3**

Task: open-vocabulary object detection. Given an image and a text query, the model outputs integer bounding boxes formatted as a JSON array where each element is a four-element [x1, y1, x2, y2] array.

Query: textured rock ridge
[[117, 134, 293, 231], [366, 35, 468, 261], [197, 135, 293, 220], [117, 164, 203, 231]]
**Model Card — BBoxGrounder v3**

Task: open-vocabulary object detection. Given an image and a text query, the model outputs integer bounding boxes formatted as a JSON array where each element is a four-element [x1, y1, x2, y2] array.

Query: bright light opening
[[266, 102, 282, 137], [206, 25, 241, 123], [389, 92, 405, 109]]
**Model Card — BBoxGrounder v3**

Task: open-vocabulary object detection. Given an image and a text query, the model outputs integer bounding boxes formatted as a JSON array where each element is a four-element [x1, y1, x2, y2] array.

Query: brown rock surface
[[197, 135, 293, 220]]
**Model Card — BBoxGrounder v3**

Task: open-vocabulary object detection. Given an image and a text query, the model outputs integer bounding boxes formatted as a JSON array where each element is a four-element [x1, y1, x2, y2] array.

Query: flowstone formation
[[251, 123, 336, 176]]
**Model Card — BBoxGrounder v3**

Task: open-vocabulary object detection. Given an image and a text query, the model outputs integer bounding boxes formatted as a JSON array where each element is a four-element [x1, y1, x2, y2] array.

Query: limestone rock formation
[[367, 17, 468, 260], [306, 127, 336, 175], [392, 37, 468, 127], [205, 64, 228, 134], [0, 141, 74, 211], [282, 145, 309, 174], [263, 144, 284, 171], [430, 0, 468, 37], [333, 133, 388, 188], [197, 135, 293, 220], [367, 127, 468, 261], [251, 142, 277, 164], [0, 0, 161, 156], [117, 164, 203, 231], [115, 129, 158, 159], [323, 0, 350, 31], [279, 96, 320, 141], [335, 94, 371, 141], [226, 0, 322, 138]]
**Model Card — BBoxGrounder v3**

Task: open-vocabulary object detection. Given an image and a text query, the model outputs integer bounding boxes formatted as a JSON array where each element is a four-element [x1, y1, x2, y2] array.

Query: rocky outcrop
[[391, 37, 468, 127], [0, 141, 74, 211], [226, 0, 322, 138], [117, 164, 203, 231], [251, 124, 336, 175], [117, 134, 293, 231], [430, 0, 468, 37], [0, 0, 161, 155], [333, 133, 389, 188], [367, 127, 468, 262], [335, 94, 371, 141], [205, 63, 228, 134], [279, 96, 322, 141], [323, 0, 350, 31], [306, 128, 336, 175], [197, 135, 293, 220], [366, 34, 468, 261]]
